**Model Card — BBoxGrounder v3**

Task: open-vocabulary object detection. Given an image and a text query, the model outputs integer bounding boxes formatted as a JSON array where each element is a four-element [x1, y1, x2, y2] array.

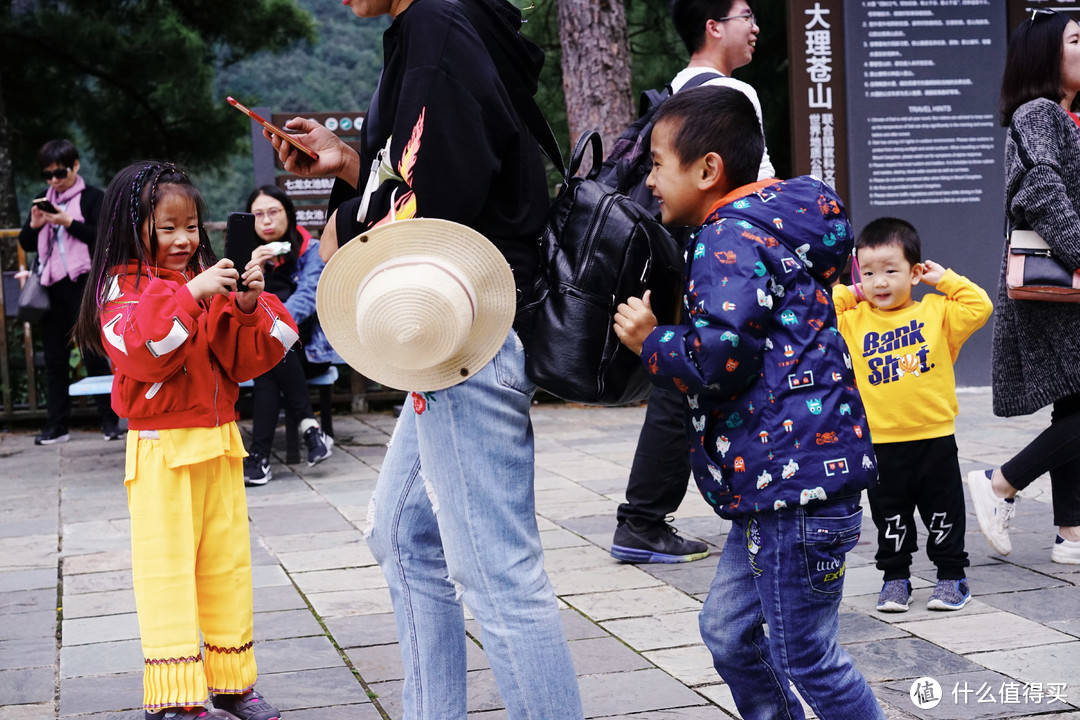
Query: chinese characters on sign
[[805, 3, 837, 188]]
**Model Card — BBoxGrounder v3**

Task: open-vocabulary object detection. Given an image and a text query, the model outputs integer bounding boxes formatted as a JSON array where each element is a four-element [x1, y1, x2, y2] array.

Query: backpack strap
[[678, 70, 723, 93]]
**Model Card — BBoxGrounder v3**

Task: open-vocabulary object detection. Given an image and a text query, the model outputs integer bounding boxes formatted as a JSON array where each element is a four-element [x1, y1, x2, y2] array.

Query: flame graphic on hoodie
[[376, 107, 425, 226]]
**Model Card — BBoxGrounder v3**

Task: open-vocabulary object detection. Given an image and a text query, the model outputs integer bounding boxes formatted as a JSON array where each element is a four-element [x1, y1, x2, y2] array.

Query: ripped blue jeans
[[699, 497, 884, 720], [366, 331, 583, 720]]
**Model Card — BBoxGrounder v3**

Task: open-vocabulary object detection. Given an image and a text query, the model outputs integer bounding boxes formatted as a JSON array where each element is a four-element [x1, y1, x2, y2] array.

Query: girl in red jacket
[[75, 162, 296, 720]]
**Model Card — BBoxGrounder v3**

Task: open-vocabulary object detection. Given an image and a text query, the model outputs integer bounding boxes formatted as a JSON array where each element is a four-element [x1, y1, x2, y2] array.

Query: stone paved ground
[[1, 388, 1079, 719]]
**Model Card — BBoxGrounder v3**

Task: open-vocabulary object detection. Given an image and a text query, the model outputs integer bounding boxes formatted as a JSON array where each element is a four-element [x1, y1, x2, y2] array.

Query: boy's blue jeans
[[366, 331, 583, 720], [700, 496, 885, 720]]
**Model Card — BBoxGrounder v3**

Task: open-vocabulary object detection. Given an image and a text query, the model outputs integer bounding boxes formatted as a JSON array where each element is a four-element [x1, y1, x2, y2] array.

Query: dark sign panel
[[842, 1, 1008, 386]]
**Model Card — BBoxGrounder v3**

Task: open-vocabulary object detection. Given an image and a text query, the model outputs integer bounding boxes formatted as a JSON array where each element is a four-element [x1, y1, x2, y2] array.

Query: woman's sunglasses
[[41, 167, 71, 181]]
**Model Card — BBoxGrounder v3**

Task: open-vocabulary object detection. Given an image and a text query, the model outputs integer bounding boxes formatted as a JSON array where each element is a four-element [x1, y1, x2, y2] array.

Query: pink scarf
[[37, 175, 91, 286]]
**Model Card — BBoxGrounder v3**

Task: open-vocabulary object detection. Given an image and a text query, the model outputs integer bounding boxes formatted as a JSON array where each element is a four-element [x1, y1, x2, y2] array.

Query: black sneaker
[[102, 419, 123, 441], [243, 453, 272, 486], [303, 425, 334, 467], [34, 425, 70, 445], [212, 689, 281, 720], [611, 519, 710, 563]]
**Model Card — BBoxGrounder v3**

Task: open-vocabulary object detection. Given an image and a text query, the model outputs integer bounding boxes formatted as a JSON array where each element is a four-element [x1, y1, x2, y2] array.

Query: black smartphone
[[32, 197, 58, 214], [224, 212, 257, 292]]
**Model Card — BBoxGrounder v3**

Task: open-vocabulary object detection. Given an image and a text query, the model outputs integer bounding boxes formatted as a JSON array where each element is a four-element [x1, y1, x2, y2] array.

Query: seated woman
[[243, 185, 341, 485]]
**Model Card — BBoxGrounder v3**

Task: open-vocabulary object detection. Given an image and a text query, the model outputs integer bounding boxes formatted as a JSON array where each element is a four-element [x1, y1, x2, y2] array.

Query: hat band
[[356, 259, 477, 322]]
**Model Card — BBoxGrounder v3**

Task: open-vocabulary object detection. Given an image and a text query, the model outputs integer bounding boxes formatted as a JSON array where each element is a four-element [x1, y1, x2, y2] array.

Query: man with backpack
[[611, 0, 776, 564]]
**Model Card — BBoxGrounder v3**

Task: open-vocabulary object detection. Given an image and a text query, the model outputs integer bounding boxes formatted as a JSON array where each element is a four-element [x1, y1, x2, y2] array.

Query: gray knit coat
[[994, 98, 1080, 417]]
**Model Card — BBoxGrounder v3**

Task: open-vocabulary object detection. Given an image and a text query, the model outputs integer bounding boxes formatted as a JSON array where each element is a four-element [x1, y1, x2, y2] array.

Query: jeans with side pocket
[[366, 330, 583, 720], [699, 496, 884, 720]]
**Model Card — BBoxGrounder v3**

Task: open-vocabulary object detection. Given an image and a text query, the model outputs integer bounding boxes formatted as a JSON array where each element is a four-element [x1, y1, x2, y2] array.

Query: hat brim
[[316, 218, 516, 392]]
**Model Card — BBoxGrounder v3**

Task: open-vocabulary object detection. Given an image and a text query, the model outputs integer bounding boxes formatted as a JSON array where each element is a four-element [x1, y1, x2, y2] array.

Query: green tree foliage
[[202, 0, 387, 217], [2, 1, 317, 175]]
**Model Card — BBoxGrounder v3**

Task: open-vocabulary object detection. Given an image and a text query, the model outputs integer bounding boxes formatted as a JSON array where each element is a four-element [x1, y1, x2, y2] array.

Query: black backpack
[[517, 130, 683, 406], [465, 6, 683, 405], [595, 72, 720, 214]]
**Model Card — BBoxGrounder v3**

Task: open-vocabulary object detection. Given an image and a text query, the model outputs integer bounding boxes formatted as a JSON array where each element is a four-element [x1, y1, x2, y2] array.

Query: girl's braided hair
[[75, 161, 217, 355]]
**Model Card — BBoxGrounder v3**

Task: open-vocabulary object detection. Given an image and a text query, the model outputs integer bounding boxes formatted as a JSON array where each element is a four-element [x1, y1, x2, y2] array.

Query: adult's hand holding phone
[[30, 204, 72, 229], [267, 118, 361, 186]]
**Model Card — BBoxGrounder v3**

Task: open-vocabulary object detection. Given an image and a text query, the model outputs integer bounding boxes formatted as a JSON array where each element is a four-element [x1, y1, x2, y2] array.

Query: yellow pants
[[126, 424, 257, 709]]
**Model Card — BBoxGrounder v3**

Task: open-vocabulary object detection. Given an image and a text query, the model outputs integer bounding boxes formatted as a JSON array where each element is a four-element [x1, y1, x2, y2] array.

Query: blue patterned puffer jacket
[[640, 176, 877, 518]]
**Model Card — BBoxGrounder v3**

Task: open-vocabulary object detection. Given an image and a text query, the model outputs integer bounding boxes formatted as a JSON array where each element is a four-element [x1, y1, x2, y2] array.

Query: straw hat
[[316, 218, 516, 392]]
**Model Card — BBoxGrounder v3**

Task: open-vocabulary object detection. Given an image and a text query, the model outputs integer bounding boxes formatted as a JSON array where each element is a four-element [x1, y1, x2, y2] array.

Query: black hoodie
[[331, 0, 548, 291]]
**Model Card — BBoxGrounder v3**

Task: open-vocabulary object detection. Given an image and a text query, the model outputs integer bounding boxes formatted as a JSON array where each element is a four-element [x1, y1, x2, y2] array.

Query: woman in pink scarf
[[17, 139, 120, 444]]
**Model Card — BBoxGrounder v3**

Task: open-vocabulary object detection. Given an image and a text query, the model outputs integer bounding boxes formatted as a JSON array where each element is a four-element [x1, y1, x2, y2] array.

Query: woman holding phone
[[241, 185, 339, 485], [968, 9, 1080, 565], [17, 139, 120, 445]]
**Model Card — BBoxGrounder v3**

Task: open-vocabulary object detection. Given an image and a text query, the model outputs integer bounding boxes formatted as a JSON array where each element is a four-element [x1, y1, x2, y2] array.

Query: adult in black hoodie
[[269, 0, 583, 717]]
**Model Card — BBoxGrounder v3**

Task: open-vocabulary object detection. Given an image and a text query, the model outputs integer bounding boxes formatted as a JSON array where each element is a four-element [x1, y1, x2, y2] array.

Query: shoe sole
[[35, 434, 70, 445], [966, 469, 1011, 556], [1051, 549, 1080, 564], [876, 600, 909, 612], [244, 468, 272, 486], [928, 595, 970, 611], [610, 544, 709, 564]]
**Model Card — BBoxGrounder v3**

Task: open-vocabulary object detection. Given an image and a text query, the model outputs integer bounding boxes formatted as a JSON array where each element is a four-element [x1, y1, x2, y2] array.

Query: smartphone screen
[[225, 212, 257, 293], [226, 96, 320, 161]]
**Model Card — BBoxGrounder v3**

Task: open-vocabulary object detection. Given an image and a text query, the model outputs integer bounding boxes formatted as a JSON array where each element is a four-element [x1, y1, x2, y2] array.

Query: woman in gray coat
[[967, 9, 1080, 565]]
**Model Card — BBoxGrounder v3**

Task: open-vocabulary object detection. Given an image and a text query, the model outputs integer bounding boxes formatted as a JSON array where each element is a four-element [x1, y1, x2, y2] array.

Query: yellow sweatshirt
[[833, 270, 992, 443]]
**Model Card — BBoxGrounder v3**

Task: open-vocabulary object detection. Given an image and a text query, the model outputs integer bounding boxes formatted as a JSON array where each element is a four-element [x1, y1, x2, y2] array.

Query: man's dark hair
[[1000, 10, 1074, 126], [856, 217, 922, 267], [652, 85, 763, 189], [669, 0, 741, 55], [38, 139, 79, 170]]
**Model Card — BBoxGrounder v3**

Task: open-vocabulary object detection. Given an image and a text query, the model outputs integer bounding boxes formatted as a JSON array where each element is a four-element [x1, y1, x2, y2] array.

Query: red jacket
[[100, 261, 299, 430]]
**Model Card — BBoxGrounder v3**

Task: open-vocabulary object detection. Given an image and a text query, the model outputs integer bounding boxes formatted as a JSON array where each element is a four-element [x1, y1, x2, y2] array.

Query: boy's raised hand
[[921, 259, 946, 286], [186, 259, 240, 302], [613, 290, 658, 356]]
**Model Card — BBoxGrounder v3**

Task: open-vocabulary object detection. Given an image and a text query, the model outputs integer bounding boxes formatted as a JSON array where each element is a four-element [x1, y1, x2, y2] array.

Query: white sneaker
[[967, 469, 1014, 555], [1051, 535, 1080, 565]]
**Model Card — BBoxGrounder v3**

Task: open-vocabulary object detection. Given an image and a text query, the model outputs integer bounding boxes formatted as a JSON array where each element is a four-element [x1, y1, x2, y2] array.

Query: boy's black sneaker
[[34, 425, 70, 445], [303, 425, 334, 467], [212, 689, 281, 720], [611, 519, 709, 563], [243, 453, 272, 486]]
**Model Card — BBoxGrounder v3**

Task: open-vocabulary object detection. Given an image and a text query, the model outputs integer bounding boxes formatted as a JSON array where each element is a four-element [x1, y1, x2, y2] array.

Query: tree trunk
[[556, 0, 634, 161]]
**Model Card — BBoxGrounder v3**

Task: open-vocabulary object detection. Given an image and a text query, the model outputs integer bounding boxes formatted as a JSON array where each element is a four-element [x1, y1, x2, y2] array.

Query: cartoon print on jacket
[[642, 176, 877, 518]]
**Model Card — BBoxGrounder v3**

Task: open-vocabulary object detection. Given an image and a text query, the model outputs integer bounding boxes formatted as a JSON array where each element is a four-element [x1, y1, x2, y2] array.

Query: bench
[[69, 365, 340, 464]]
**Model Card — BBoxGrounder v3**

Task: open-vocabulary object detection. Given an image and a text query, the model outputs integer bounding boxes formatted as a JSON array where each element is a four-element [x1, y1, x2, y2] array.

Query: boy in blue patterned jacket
[[614, 86, 884, 719]]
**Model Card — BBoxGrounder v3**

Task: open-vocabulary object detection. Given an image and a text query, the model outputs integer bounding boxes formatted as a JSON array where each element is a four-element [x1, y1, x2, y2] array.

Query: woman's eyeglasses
[[253, 208, 283, 221], [41, 167, 71, 181]]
